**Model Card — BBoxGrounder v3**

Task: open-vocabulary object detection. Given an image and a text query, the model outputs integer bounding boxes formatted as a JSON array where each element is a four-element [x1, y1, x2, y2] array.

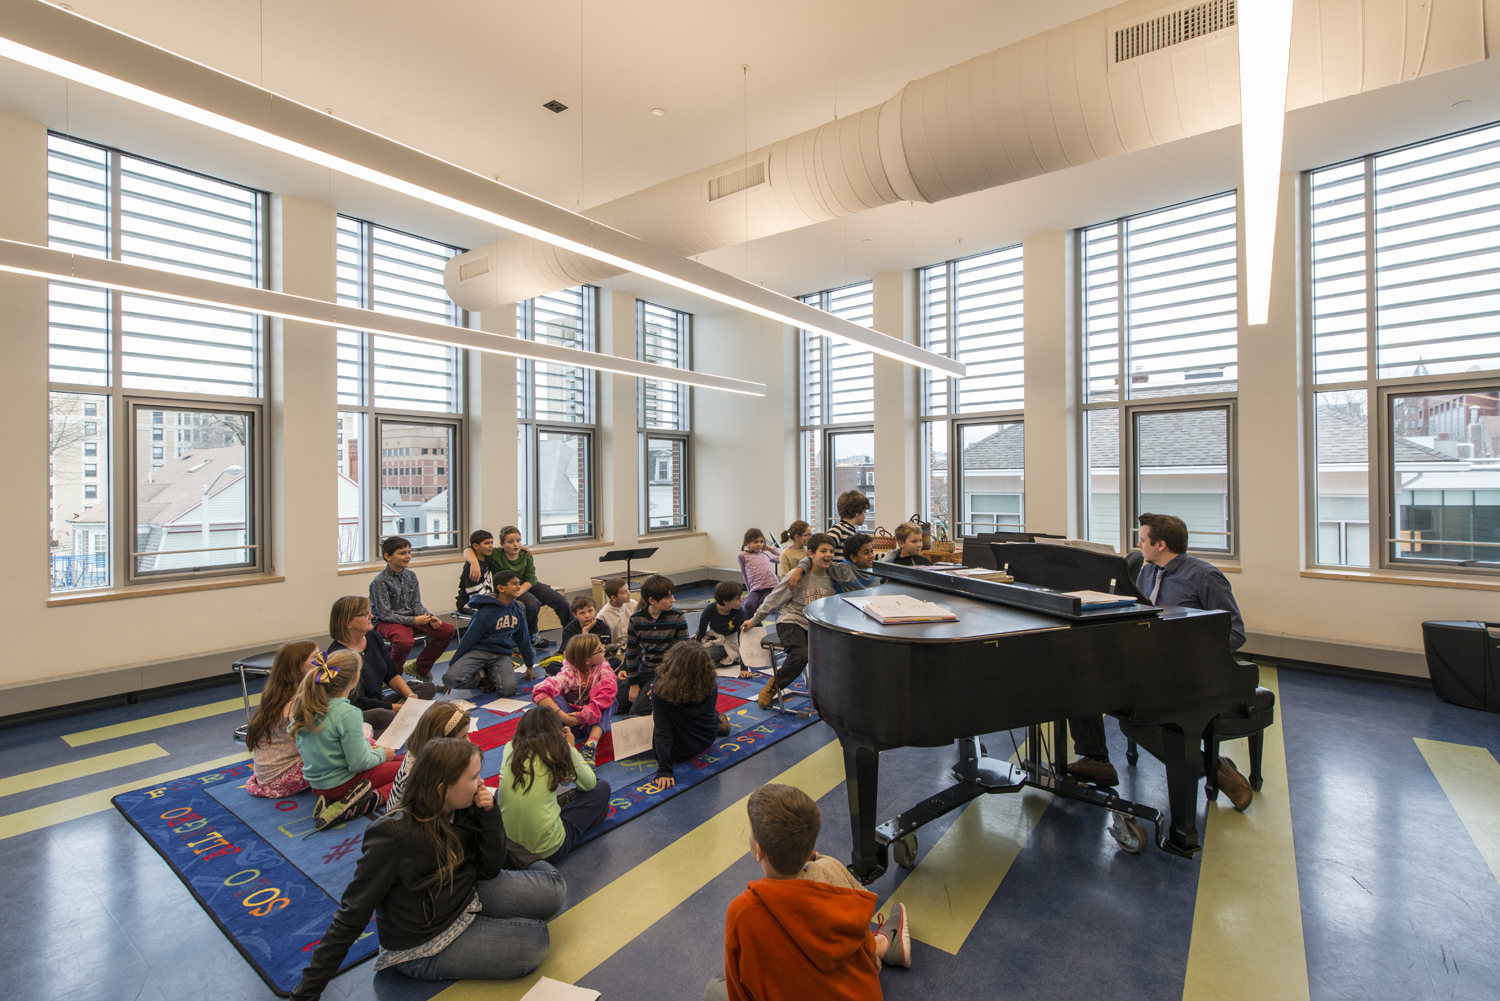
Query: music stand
[[599, 548, 658, 592]]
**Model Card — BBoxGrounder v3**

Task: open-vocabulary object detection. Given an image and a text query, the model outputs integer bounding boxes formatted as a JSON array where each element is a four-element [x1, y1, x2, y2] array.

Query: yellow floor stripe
[[0, 744, 170, 798], [878, 750, 1049, 955], [0, 752, 250, 841], [434, 737, 846, 1001], [1182, 666, 1309, 1001], [1414, 738, 1500, 883], [63, 694, 260, 747]]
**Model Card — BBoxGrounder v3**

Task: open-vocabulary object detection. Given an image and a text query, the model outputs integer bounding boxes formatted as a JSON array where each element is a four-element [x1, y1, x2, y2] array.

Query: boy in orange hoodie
[[705, 783, 912, 1001]]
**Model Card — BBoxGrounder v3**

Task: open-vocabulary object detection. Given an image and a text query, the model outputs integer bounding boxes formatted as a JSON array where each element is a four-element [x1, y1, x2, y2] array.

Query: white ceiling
[[6, 0, 1500, 313]]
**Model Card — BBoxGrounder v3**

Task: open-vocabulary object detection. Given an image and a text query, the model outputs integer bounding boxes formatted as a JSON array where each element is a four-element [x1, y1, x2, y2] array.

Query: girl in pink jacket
[[532, 633, 619, 766]]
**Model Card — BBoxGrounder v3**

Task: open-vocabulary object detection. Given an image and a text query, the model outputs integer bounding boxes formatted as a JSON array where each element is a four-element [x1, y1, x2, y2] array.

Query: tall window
[[336, 216, 464, 562], [799, 281, 875, 530], [517, 286, 597, 542], [47, 134, 267, 590], [1081, 192, 1238, 556], [1307, 121, 1500, 574], [638, 301, 692, 532], [920, 245, 1025, 538]]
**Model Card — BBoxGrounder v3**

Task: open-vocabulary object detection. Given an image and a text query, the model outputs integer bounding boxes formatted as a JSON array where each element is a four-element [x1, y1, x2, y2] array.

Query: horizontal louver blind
[[335, 215, 366, 406], [920, 264, 949, 414], [1309, 161, 1368, 383], [803, 282, 875, 425], [518, 286, 592, 423], [1083, 223, 1122, 402], [369, 225, 460, 413], [640, 301, 687, 431], [47, 136, 110, 386], [953, 246, 1024, 412]]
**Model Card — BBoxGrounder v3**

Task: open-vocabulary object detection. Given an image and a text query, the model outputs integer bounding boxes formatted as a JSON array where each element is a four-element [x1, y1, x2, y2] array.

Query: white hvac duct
[[446, 0, 1491, 311]]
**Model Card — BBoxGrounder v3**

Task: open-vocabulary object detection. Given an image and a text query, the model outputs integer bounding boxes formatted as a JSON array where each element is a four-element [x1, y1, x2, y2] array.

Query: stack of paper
[[939, 566, 1015, 583], [1063, 590, 1138, 609], [844, 594, 958, 624]]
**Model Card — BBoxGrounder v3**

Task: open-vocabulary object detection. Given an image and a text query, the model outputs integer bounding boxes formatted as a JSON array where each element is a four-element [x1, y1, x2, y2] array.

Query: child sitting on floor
[[697, 580, 749, 677], [532, 633, 617, 766], [559, 594, 614, 672], [597, 577, 636, 661], [386, 701, 474, 813], [880, 522, 931, 566], [447, 570, 536, 693], [704, 783, 911, 1001], [290, 738, 565, 1000], [245, 640, 319, 798], [370, 536, 457, 682], [622, 574, 689, 716], [498, 707, 612, 865], [737, 529, 782, 620], [651, 643, 732, 790], [291, 649, 402, 825]]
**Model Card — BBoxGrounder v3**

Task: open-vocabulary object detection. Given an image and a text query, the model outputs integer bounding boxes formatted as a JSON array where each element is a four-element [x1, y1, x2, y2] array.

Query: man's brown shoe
[[757, 680, 779, 710], [1217, 756, 1253, 811], [1067, 756, 1119, 786]]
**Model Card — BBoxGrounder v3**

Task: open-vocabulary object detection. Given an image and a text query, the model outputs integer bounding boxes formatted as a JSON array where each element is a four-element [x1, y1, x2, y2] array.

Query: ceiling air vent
[[707, 160, 768, 201], [1114, 0, 1236, 64], [458, 256, 490, 282]]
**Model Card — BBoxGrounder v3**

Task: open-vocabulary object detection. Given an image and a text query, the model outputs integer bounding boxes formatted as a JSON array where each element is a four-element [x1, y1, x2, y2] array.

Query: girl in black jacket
[[291, 738, 566, 999]]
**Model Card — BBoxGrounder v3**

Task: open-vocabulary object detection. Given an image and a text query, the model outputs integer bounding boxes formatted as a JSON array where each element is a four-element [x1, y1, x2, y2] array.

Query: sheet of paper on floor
[[485, 698, 530, 714], [741, 624, 771, 668], [610, 714, 654, 759], [520, 977, 601, 1001], [375, 698, 433, 749]]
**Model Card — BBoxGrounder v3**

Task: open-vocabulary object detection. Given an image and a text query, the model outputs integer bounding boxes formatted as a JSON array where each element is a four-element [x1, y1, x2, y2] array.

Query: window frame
[[335, 214, 467, 562], [1301, 126, 1500, 578], [45, 133, 272, 591], [1079, 192, 1241, 560], [516, 288, 599, 544], [636, 300, 692, 534]]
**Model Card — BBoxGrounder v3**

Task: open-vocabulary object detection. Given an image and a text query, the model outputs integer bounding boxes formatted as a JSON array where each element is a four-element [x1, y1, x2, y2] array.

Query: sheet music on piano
[[844, 594, 959, 625]]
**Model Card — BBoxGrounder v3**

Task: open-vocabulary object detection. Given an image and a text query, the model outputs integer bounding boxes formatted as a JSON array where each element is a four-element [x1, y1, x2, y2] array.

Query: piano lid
[[805, 582, 1074, 644]]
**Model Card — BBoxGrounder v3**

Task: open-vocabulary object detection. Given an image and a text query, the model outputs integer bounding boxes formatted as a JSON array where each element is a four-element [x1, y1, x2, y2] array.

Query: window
[[1082, 192, 1239, 556], [335, 215, 465, 562], [920, 246, 1025, 536], [639, 301, 692, 532], [516, 286, 597, 542], [1307, 122, 1500, 574], [799, 281, 875, 529], [46, 134, 267, 589]]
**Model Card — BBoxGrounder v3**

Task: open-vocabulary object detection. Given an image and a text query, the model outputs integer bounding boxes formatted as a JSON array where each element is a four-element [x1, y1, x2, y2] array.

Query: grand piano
[[806, 544, 1259, 883]]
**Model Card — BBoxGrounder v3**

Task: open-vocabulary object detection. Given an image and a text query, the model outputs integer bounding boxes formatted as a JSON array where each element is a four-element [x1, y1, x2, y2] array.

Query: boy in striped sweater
[[621, 574, 689, 716]]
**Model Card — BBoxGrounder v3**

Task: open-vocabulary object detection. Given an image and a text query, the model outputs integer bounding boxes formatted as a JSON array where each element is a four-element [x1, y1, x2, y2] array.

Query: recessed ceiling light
[[1453, 99, 1472, 108], [861, 239, 871, 245], [543, 100, 568, 114], [651, 108, 665, 116]]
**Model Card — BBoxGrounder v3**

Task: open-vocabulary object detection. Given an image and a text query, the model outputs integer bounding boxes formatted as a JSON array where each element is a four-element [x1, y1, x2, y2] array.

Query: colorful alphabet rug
[[112, 674, 818, 996]]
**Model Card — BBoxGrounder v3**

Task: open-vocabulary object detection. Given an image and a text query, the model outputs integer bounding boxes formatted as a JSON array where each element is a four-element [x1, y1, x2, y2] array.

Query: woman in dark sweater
[[327, 595, 437, 734], [290, 737, 566, 999], [650, 643, 731, 789]]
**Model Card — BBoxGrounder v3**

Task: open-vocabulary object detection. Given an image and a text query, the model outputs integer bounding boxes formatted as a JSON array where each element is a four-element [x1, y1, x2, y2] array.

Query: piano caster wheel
[[892, 834, 918, 868], [233, 723, 249, 742], [1108, 813, 1145, 854]]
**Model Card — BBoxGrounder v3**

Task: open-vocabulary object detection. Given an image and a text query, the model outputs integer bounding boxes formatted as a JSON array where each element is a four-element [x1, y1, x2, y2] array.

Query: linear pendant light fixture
[[0, 238, 768, 396], [0, 0, 964, 378], [1238, 0, 1295, 327]]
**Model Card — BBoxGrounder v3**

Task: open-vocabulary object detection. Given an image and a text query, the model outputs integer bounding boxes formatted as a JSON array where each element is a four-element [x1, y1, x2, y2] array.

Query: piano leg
[[841, 736, 886, 883], [1159, 725, 1200, 855]]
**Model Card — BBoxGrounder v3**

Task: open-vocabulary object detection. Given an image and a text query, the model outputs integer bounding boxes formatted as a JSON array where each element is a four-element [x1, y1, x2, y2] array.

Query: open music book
[[844, 594, 959, 624]]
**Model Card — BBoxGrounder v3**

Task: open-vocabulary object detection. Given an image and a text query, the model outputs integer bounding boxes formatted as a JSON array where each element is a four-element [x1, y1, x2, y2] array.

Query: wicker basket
[[928, 539, 956, 555], [870, 526, 897, 551]]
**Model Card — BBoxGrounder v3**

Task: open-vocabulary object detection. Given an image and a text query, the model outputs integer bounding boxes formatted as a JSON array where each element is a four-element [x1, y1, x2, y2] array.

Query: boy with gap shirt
[[622, 574, 688, 715], [369, 536, 457, 682], [696, 580, 750, 677], [461, 526, 572, 650], [743, 534, 842, 709], [446, 570, 535, 695], [455, 529, 496, 614], [705, 783, 910, 1001]]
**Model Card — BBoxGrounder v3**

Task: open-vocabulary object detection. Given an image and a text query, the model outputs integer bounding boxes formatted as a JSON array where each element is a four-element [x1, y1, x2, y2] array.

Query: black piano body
[[807, 560, 1257, 883]]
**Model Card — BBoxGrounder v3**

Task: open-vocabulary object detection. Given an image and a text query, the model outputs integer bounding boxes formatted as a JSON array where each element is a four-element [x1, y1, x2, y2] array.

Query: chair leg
[[1203, 735, 1221, 802], [1125, 738, 1139, 766], [1248, 731, 1265, 791]]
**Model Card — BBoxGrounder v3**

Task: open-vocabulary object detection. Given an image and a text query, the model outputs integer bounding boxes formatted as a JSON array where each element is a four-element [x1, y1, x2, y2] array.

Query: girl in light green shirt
[[498, 707, 612, 863]]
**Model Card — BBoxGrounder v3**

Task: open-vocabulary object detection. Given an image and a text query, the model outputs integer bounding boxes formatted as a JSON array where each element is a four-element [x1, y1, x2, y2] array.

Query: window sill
[[525, 539, 613, 555], [1205, 561, 1241, 573], [337, 553, 464, 576], [1300, 568, 1500, 592], [47, 572, 287, 606], [638, 530, 706, 543]]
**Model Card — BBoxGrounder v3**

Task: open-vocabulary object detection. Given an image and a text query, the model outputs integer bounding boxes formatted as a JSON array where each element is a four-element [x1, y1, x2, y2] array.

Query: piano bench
[[1124, 685, 1276, 799]]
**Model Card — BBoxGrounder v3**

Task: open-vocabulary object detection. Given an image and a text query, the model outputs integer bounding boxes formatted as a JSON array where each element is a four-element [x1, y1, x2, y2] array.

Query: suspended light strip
[[0, 238, 767, 396], [0, 0, 964, 378], [1238, 0, 1295, 326]]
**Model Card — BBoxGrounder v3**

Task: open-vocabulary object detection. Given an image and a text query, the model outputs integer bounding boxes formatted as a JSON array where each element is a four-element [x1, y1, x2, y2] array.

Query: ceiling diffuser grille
[[457, 256, 490, 281], [1114, 0, 1236, 63], [707, 160, 768, 201]]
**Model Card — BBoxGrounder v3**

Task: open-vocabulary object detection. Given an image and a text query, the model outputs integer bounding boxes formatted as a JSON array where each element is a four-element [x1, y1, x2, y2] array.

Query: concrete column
[[872, 269, 919, 526], [1022, 230, 1079, 537], [474, 304, 518, 533]]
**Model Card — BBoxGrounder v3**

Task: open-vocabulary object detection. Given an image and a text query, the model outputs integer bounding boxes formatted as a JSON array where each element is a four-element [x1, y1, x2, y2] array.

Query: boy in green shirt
[[462, 526, 572, 650]]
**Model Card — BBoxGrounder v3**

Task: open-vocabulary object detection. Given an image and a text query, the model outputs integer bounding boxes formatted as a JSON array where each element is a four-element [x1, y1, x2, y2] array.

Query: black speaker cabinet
[[1422, 620, 1500, 713]]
